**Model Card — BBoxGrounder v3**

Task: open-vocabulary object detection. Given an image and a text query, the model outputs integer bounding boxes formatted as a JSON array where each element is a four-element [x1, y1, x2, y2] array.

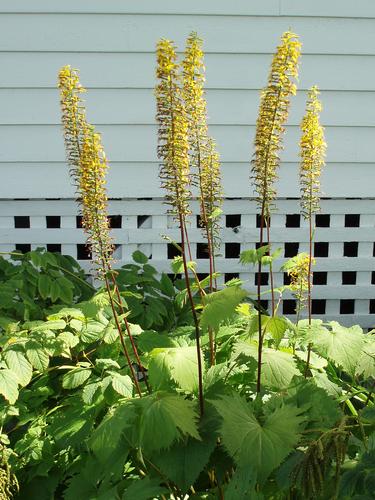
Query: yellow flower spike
[[300, 86, 327, 218], [251, 31, 301, 218], [58, 66, 113, 276], [155, 39, 191, 221], [182, 32, 223, 253]]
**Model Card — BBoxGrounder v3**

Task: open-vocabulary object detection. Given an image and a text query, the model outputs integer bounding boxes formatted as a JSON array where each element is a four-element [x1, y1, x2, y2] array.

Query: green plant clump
[[0, 30, 373, 500]]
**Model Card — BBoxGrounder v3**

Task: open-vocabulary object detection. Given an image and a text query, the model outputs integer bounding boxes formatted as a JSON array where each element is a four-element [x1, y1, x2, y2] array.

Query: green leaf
[[136, 392, 200, 452], [224, 467, 258, 500], [211, 394, 304, 483], [0, 369, 19, 404], [286, 378, 341, 431], [62, 367, 92, 389], [82, 381, 102, 404], [263, 316, 290, 346], [110, 372, 133, 397], [171, 256, 184, 274], [103, 324, 117, 344], [122, 477, 168, 500], [355, 337, 375, 379], [50, 280, 61, 303], [153, 431, 217, 493], [132, 250, 148, 264], [234, 341, 300, 389], [137, 331, 175, 352], [31, 319, 66, 332], [308, 321, 365, 375], [26, 340, 50, 371], [200, 286, 247, 331], [3, 349, 32, 386], [57, 276, 74, 303], [80, 320, 105, 343], [57, 331, 79, 349], [159, 273, 175, 297], [240, 246, 269, 266], [148, 346, 202, 392], [89, 403, 135, 463], [38, 274, 51, 299]]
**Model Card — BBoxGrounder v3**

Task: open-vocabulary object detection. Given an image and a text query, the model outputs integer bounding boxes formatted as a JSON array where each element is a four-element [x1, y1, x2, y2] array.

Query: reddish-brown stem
[[109, 272, 151, 393], [103, 273, 142, 396], [256, 204, 265, 393], [266, 220, 275, 316], [304, 210, 313, 377], [180, 213, 204, 416]]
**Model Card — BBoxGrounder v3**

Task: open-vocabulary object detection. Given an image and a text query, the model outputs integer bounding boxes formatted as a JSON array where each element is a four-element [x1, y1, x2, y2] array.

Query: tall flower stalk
[[182, 32, 223, 365], [299, 86, 326, 375], [58, 66, 149, 396], [155, 40, 204, 415], [251, 31, 301, 392]]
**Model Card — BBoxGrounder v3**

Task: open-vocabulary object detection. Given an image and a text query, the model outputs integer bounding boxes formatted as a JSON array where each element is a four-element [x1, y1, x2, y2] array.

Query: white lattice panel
[[1, 198, 375, 329]]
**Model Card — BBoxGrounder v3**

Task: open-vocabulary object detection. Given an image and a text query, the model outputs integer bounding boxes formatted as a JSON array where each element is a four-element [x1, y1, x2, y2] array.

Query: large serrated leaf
[[136, 392, 200, 452], [122, 476, 168, 500], [0, 368, 19, 404], [153, 431, 217, 493], [148, 346, 202, 392], [234, 341, 300, 389], [89, 403, 135, 463], [355, 337, 375, 379], [26, 340, 50, 371], [211, 394, 305, 483], [3, 348, 32, 386], [110, 372, 133, 397], [200, 286, 247, 331], [62, 367, 92, 389], [308, 321, 365, 375]]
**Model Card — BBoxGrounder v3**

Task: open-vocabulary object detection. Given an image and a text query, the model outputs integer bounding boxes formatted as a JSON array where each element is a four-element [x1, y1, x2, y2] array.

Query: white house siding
[[0, 0, 374, 326]]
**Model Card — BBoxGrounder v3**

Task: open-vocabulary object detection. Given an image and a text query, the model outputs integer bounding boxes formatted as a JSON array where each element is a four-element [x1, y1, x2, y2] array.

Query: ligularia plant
[[299, 85, 326, 322], [183, 33, 223, 283], [299, 85, 326, 375], [251, 31, 301, 392], [58, 66, 147, 396], [183, 32, 223, 365], [58, 66, 113, 275], [156, 39, 204, 414]]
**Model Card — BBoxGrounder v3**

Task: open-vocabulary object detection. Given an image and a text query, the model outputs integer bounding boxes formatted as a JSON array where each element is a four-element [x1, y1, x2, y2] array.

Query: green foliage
[[0, 250, 372, 498], [200, 286, 247, 331], [0, 248, 94, 321], [211, 394, 305, 483]]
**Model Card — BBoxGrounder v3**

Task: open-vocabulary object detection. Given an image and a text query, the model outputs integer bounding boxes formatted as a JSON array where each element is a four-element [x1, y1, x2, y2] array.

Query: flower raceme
[[300, 86, 327, 219], [252, 31, 301, 218], [183, 32, 223, 252], [155, 39, 191, 222], [58, 66, 113, 277]]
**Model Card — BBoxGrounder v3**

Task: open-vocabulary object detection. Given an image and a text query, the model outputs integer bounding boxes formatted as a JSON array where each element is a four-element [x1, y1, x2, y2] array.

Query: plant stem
[[179, 213, 204, 416], [304, 206, 313, 377], [103, 271, 142, 396], [109, 271, 151, 393], [266, 220, 275, 316], [256, 204, 265, 393]]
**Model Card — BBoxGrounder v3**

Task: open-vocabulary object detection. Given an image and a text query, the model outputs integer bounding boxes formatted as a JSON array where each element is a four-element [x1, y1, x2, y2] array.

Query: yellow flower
[[58, 66, 113, 276], [182, 32, 223, 249], [252, 31, 301, 217], [300, 86, 326, 218], [155, 39, 191, 221]]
